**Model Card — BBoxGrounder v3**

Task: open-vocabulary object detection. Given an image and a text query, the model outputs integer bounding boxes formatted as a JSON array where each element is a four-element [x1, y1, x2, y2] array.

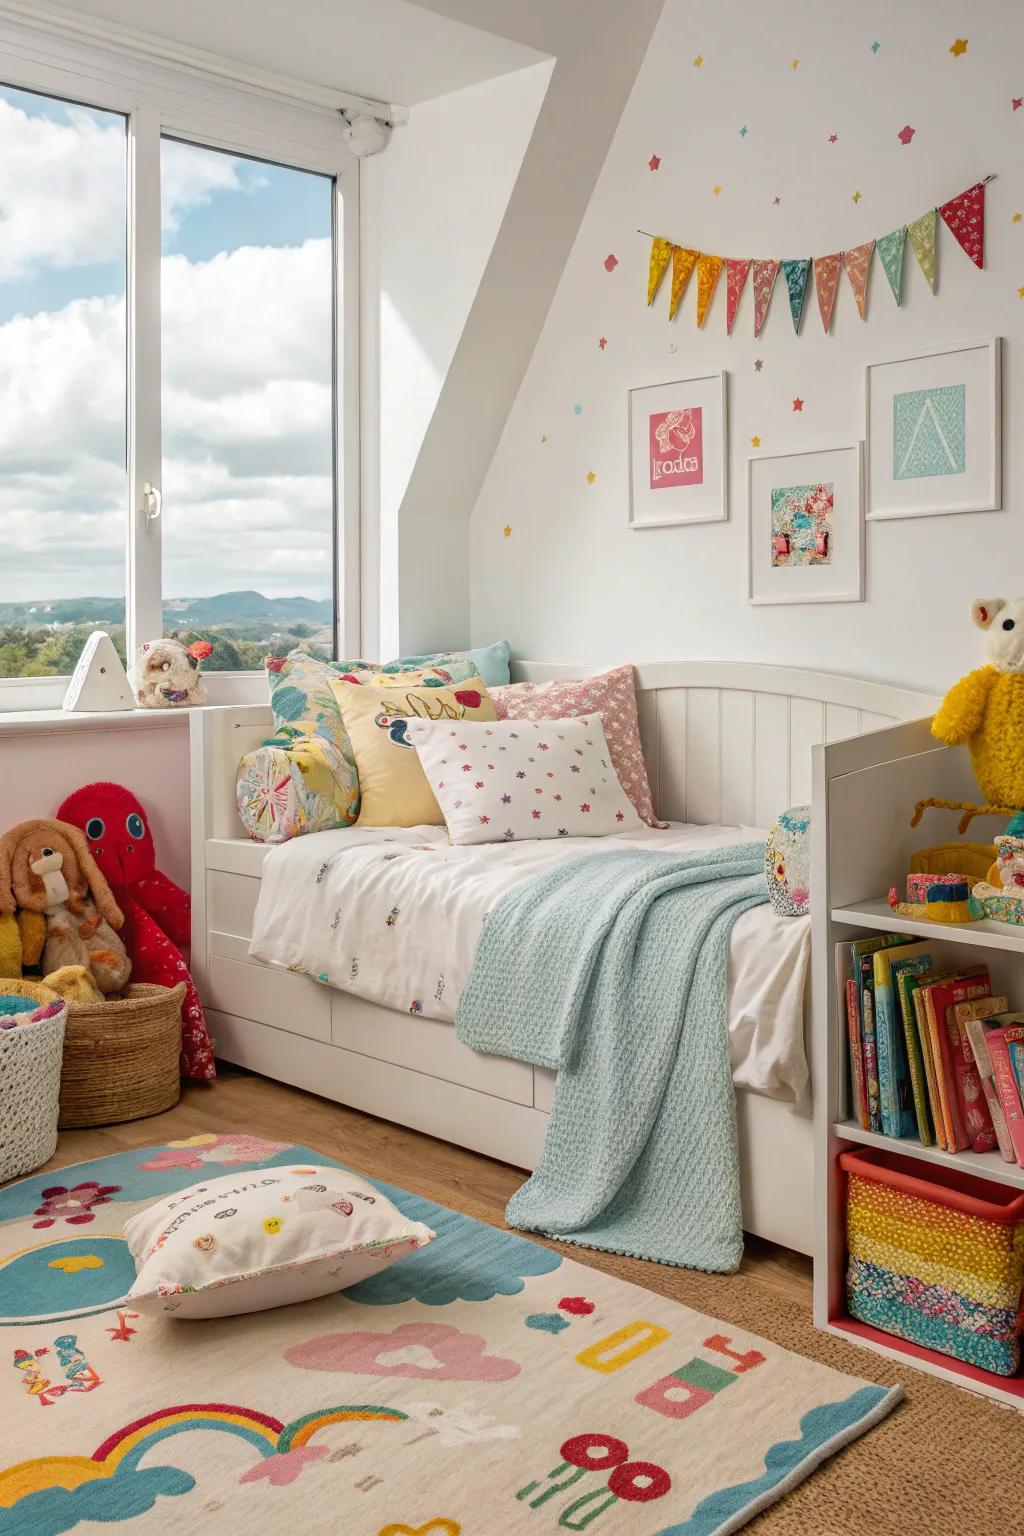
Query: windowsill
[[0, 670, 271, 721]]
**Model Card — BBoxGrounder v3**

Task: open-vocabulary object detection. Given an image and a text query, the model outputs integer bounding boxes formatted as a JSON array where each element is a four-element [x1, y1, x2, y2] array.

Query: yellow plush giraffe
[[928, 598, 1024, 824]]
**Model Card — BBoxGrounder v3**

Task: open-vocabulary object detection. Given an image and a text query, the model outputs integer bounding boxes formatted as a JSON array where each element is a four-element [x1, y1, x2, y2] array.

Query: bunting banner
[[813, 253, 842, 333], [696, 252, 724, 327], [938, 182, 985, 268], [725, 258, 750, 335], [781, 258, 810, 333], [639, 177, 989, 333], [843, 240, 874, 319], [752, 259, 779, 337], [669, 245, 698, 320], [876, 226, 906, 306], [906, 208, 937, 291], [647, 236, 673, 305]]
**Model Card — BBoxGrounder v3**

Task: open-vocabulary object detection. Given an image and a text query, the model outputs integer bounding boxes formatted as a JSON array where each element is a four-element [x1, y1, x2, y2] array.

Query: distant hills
[[0, 590, 333, 628]]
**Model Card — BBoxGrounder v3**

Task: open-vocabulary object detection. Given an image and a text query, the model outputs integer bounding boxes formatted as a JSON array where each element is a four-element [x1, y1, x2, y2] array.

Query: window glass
[[160, 139, 335, 670], [0, 85, 127, 678]]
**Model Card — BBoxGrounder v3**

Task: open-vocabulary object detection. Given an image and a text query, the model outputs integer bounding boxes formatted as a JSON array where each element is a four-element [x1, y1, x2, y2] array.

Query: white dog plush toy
[[130, 638, 213, 708]]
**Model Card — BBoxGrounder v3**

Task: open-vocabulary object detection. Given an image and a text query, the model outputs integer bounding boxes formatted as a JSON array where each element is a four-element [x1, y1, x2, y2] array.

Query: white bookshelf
[[812, 719, 1024, 1411]]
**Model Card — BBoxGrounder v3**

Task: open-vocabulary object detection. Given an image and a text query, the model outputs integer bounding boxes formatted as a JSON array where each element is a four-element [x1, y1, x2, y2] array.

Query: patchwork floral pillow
[[125, 1165, 435, 1319], [765, 805, 811, 916], [490, 664, 663, 827], [407, 713, 642, 845]]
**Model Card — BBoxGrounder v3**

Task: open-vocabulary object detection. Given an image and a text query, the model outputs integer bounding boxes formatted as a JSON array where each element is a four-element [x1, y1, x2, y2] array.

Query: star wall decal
[[949, 37, 968, 57], [586, 471, 596, 484], [693, 54, 703, 68], [1014, 213, 1023, 223], [648, 153, 661, 171], [1019, 286, 1024, 298], [1014, 97, 1023, 111], [754, 358, 764, 371], [791, 58, 799, 69], [870, 40, 881, 53], [828, 133, 839, 143], [773, 195, 782, 205], [852, 190, 863, 203], [713, 184, 722, 196], [739, 125, 748, 136], [598, 336, 607, 349], [751, 435, 761, 447], [792, 397, 804, 411], [897, 125, 915, 145], [503, 525, 512, 538], [603, 253, 618, 271]]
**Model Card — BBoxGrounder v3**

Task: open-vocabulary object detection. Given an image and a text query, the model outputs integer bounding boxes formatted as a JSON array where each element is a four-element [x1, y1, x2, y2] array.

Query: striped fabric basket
[[842, 1147, 1024, 1376]]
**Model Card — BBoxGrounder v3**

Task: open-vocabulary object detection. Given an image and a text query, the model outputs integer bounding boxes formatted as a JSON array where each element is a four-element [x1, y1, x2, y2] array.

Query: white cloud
[[0, 239, 334, 600], [0, 98, 252, 283]]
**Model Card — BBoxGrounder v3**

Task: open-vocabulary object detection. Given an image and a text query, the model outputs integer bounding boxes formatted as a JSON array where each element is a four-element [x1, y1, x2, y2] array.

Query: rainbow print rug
[[0, 1135, 900, 1535]]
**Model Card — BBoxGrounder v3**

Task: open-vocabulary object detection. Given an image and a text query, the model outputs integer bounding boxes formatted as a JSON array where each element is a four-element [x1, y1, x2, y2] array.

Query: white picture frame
[[864, 337, 1001, 520], [627, 372, 728, 528], [748, 443, 865, 606]]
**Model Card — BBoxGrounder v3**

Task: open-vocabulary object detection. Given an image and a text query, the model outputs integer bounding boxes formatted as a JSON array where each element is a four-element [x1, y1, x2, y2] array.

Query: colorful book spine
[[887, 955, 934, 1140], [962, 1016, 1015, 1163], [948, 996, 1002, 1153], [873, 944, 932, 1139], [981, 1024, 1024, 1167], [911, 983, 946, 1150], [896, 968, 933, 1145], [845, 978, 869, 1131], [861, 967, 881, 1134], [922, 975, 989, 1152]]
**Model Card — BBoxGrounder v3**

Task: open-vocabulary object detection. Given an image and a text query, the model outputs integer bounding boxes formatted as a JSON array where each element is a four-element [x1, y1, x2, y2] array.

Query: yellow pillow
[[329, 675, 497, 827]]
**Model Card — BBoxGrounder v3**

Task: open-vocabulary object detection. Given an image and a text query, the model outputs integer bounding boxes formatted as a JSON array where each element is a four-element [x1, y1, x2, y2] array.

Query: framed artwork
[[748, 443, 864, 606], [627, 372, 728, 528], [864, 337, 1001, 520]]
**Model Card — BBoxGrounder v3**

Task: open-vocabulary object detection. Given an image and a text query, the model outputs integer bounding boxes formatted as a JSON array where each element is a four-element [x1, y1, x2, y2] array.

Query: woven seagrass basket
[[58, 982, 185, 1129]]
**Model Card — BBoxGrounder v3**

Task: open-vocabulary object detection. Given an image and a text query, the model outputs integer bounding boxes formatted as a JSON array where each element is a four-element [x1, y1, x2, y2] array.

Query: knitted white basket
[[0, 998, 68, 1182]]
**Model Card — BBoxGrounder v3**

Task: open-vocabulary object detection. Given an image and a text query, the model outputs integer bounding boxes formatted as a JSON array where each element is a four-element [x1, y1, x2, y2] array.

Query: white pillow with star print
[[124, 1166, 435, 1319], [405, 712, 642, 845]]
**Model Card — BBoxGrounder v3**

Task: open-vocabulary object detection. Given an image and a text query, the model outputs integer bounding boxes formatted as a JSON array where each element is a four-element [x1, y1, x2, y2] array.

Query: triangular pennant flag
[[813, 253, 842, 333], [842, 240, 874, 319], [695, 253, 725, 327], [647, 236, 673, 305], [907, 208, 937, 291], [939, 181, 985, 268], [725, 258, 751, 335], [751, 259, 779, 337], [876, 226, 906, 305], [669, 246, 698, 319], [781, 258, 811, 332]]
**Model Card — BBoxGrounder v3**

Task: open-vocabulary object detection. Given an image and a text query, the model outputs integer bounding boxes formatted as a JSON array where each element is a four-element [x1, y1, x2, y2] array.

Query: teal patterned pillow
[[765, 805, 811, 916]]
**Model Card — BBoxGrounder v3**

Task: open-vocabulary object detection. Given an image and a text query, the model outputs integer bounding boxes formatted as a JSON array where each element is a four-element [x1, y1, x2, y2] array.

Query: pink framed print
[[628, 373, 728, 527]]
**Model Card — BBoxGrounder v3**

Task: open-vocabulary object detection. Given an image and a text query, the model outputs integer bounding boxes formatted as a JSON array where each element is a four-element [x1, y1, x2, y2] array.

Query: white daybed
[[189, 660, 937, 1258]]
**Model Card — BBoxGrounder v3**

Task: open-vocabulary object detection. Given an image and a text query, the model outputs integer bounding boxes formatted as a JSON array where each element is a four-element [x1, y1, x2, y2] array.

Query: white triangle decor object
[[62, 631, 135, 712]]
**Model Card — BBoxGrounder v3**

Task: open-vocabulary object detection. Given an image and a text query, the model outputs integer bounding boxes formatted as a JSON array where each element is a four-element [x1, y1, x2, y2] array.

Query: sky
[[0, 82, 336, 604]]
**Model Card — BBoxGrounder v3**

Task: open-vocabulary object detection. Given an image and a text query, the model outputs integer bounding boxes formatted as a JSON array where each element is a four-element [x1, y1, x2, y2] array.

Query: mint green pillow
[[388, 641, 510, 688]]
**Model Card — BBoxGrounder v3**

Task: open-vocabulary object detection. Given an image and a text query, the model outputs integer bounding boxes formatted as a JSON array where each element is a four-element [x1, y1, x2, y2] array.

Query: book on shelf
[[920, 970, 990, 1152], [909, 976, 947, 1150], [876, 947, 934, 1138], [945, 995, 1000, 1154], [979, 1016, 1024, 1167], [894, 960, 936, 1145], [960, 1010, 1015, 1163], [835, 934, 910, 1132]]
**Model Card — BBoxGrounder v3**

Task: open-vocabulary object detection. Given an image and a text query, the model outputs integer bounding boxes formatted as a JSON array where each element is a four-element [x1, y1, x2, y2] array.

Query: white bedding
[[249, 822, 811, 1110]]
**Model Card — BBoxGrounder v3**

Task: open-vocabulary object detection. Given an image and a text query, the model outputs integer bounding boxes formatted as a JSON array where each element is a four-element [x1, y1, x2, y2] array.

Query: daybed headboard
[[514, 661, 939, 828], [192, 662, 939, 842]]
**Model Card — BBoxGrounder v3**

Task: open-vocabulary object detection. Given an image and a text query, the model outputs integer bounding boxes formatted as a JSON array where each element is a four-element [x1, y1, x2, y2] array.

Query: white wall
[[470, 0, 1022, 695], [363, 60, 553, 657]]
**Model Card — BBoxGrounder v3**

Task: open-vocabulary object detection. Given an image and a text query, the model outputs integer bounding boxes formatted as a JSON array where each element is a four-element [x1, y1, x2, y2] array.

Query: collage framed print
[[627, 372, 728, 528], [865, 338, 1001, 519], [748, 443, 864, 606]]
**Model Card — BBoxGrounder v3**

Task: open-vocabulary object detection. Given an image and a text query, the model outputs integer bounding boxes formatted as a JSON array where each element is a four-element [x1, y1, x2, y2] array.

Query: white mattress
[[249, 821, 810, 1110]]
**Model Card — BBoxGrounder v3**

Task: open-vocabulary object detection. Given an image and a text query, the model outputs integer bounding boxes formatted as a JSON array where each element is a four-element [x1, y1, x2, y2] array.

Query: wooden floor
[[45, 1064, 813, 1311]]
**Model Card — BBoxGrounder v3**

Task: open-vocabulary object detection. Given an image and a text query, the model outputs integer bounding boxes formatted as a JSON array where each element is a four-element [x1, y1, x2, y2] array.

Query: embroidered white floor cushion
[[125, 1165, 435, 1318]]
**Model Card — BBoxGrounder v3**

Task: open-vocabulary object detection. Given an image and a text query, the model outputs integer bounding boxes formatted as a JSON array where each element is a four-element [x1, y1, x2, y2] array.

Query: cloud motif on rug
[[343, 1182, 561, 1306], [284, 1322, 521, 1382], [10, 1461, 193, 1536]]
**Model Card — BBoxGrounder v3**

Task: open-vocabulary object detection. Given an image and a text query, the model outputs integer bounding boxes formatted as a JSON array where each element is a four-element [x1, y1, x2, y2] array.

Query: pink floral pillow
[[490, 664, 663, 827]]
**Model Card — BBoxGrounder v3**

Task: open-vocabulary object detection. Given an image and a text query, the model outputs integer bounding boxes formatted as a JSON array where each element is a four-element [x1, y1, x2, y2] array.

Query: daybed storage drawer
[[206, 954, 331, 1043], [330, 996, 535, 1106], [207, 870, 260, 940]]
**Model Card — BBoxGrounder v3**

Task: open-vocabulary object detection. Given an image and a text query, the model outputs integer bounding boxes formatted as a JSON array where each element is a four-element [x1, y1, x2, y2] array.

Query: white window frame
[[0, 12, 361, 711]]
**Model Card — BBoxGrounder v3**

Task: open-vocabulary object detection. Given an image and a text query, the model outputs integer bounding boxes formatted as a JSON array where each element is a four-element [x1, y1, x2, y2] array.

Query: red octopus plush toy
[[56, 783, 215, 1081]]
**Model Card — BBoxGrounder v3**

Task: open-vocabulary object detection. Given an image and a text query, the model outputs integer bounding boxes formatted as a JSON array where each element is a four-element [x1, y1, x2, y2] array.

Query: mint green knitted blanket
[[455, 844, 767, 1272]]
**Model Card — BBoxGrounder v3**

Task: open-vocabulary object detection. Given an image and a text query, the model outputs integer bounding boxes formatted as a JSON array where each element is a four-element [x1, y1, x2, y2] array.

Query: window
[[0, 39, 356, 699], [160, 142, 336, 670], [0, 84, 127, 678]]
